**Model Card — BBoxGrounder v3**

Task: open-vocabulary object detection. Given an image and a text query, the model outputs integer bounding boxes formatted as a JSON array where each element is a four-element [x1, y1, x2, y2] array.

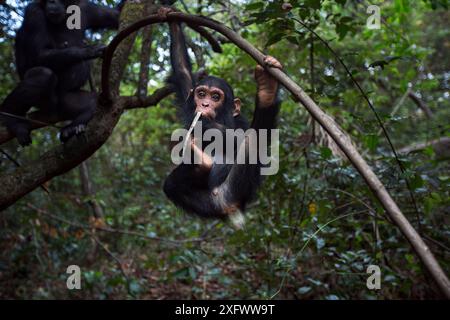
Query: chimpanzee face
[[193, 76, 241, 120], [193, 85, 225, 119], [44, 0, 71, 24]]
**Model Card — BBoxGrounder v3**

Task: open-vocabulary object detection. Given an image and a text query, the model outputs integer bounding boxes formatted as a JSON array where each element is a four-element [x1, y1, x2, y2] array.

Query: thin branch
[[0, 111, 62, 145], [376, 87, 411, 136], [124, 84, 174, 110], [91, 234, 130, 281], [185, 35, 206, 68], [0, 1, 22, 17], [0, 111, 63, 129], [292, 17, 423, 239], [26, 203, 213, 245], [79, 160, 104, 218], [186, 23, 222, 53], [408, 91, 434, 119], [423, 234, 450, 253], [398, 137, 450, 156]]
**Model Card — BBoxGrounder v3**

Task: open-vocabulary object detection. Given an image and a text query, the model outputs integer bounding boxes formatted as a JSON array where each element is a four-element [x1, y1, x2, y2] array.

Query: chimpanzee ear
[[233, 98, 241, 117]]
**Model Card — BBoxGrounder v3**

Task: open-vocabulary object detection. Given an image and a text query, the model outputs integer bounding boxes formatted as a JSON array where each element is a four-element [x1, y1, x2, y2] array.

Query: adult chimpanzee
[[0, 0, 123, 146], [161, 9, 282, 225]]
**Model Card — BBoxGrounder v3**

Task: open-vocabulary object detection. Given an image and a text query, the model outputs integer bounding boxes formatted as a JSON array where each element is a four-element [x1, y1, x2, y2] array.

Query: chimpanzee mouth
[[197, 106, 210, 112]]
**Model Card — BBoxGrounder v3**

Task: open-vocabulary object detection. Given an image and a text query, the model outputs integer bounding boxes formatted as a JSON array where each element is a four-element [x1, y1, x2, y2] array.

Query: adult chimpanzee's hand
[[83, 44, 107, 60], [255, 56, 283, 108]]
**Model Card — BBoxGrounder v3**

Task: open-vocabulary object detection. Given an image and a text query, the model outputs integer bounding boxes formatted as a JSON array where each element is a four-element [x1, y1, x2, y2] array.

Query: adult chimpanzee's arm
[[85, 0, 124, 30], [38, 45, 105, 70]]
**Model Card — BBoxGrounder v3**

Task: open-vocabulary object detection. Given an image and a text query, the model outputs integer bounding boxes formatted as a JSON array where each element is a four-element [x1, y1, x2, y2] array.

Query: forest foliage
[[0, 0, 449, 299]]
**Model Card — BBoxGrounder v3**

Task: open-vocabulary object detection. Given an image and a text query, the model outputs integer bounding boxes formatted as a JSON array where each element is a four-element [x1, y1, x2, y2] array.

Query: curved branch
[[399, 137, 450, 157], [186, 24, 222, 53], [100, 12, 450, 297], [292, 18, 422, 233], [0, 98, 125, 211], [124, 84, 174, 110], [408, 91, 434, 119]]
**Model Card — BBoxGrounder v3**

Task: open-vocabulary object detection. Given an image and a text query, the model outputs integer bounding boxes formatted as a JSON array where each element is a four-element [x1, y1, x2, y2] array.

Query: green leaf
[[245, 2, 265, 11], [320, 147, 332, 159], [410, 174, 424, 190], [364, 134, 379, 153]]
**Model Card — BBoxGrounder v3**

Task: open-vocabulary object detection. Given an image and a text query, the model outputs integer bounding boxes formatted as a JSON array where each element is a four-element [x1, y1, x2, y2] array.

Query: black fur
[[0, 0, 122, 146], [163, 21, 281, 219]]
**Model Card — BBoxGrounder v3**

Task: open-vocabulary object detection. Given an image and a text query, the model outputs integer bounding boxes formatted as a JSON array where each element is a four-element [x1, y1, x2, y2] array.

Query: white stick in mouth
[[182, 111, 202, 159]]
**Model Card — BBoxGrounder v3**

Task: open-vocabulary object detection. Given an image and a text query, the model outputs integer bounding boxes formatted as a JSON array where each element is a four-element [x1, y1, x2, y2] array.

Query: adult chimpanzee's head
[[41, 0, 78, 25], [190, 76, 241, 126]]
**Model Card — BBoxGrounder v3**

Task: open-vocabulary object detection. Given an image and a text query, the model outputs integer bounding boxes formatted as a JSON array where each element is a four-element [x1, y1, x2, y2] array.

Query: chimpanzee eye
[[197, 90, 206, 97], [212, 93, 220, 101]]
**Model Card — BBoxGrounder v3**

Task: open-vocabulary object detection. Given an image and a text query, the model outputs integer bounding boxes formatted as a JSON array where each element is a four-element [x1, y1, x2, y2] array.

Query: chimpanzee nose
[[202, 101, 209, 107]]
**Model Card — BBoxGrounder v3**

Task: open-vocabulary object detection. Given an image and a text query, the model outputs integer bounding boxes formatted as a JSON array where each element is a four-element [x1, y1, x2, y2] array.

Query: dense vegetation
[[0, 0, 448, 299]]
